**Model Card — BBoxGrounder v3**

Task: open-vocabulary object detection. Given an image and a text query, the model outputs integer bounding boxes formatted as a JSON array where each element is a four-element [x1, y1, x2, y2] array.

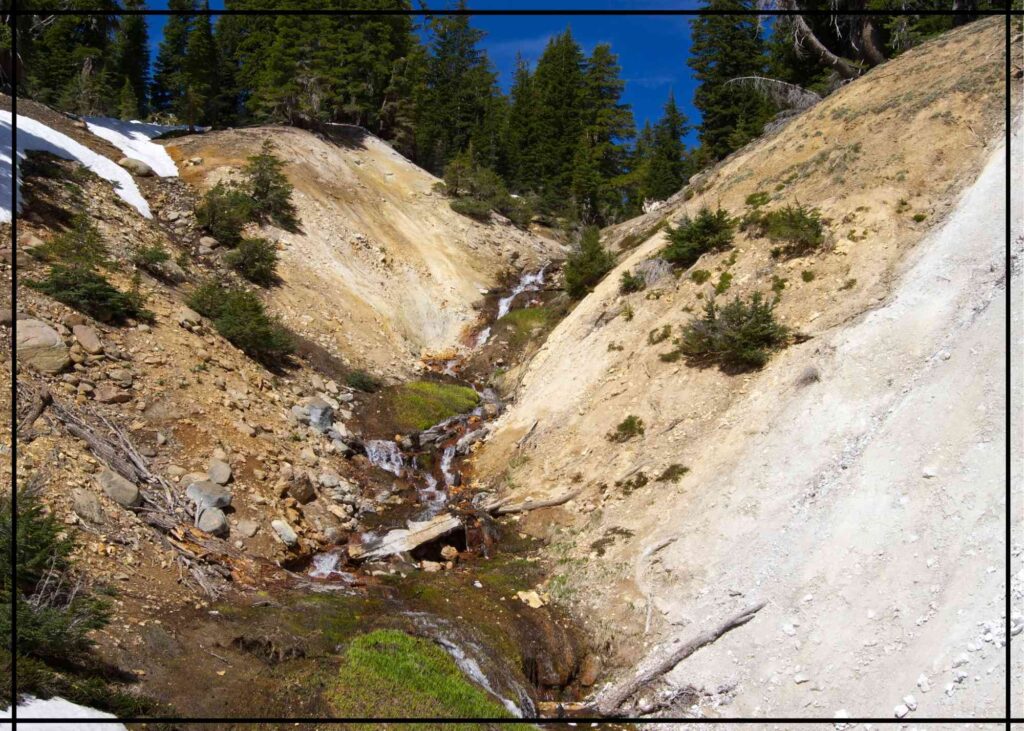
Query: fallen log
[[482, 488, 581, 516], [595, 600, 767, 716], [17, 385, 50, 439], [348, 512, 463, 561]]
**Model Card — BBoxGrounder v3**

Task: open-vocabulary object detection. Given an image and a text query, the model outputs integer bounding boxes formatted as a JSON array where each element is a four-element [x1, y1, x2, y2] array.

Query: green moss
[[387, 381, 480, 432], [496, 307, 553, 348], [330, 630, 512, 722]]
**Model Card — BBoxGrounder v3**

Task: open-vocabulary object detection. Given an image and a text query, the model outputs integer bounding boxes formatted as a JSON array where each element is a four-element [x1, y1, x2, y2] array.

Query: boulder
[[17, 319, 70, 373], [71, 324, 103, 354], [94, 385, 132, 404], [271, 519, 299, 546], [186, 480, 232, 510], [72, 488, 105, 524], [207, 458, 233, 485], [287, 477, 317, 504], [118, 157, 154, 176], [197, 507, 228, 536], [97, 469, 141, 508], [177, 307, 202, 327], [306, 397, 334, 432], [199, 236, 219, 249]]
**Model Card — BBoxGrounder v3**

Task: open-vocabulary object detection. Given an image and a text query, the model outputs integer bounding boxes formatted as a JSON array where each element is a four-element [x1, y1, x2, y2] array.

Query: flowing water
[[497, 265, 548, 320], [364, 439, 404, 476], [303, 263, 582, 716]]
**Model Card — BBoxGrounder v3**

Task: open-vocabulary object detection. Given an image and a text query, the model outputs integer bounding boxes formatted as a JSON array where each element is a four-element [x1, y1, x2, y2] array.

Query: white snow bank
[[1, 696, 127, 730], [84, 116, 186, 177], [0, 110, 152, 223]]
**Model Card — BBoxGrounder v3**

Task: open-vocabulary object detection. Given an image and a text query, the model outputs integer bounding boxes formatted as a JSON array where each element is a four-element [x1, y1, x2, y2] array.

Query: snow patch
[[84, 116, 187, 177], [1, 696, 127, 730], [0, 111, 152, 222]]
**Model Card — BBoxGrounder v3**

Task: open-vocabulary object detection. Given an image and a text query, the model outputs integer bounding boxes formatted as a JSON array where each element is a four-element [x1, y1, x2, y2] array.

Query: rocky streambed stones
[[186, 480, 232, 511]]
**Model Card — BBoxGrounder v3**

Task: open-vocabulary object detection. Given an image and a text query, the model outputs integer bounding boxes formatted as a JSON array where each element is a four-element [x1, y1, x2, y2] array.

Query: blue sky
[[145, 1, 703, 145]]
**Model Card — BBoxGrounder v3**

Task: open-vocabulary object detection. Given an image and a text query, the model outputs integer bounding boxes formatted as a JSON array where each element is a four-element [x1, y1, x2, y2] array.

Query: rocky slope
[[473, 17, 1011, 718], [166, 124, 562, 378]]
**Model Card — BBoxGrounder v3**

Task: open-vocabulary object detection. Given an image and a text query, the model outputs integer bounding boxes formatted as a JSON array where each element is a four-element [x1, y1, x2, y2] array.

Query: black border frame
[[5, 2, 1018, 726]]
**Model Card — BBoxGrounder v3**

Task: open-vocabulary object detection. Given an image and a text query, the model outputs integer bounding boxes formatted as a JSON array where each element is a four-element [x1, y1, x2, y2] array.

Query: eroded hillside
[[166, 125, 562, 377], [473, 17, 1010, 717]]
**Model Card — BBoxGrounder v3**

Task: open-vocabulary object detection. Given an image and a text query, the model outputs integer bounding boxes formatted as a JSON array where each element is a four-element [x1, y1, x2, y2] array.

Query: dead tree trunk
[[857, 18, 887, 68], [595, 601, 767, 716], [782, 0, 861, 80]]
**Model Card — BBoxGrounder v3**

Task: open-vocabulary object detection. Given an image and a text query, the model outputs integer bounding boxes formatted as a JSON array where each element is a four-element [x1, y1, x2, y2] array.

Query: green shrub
[[912, 212, 927, 222], [679, 292, 789, 371], [648, 324, 671, 345], [801, 270, 816, 282], [714, 271, 733, 294], [31, 213, 109, 269], [1, 487, 110, 679], [839, 277, 857, 291], [746, 204, 825, 258], [771, 275, 787, 295], [656, 464, 690, 482], [226, 237, 279, 286], [564, 226, 615, 299], [25, 265, 151, 324], [244, 139, 298, 229], [691, 269, 711, 284], [622, 302, 634, 321], [607, 415, 644, 442], [661, 207, 735, 269], [449, 197, 493, 221], [195, 182, 254, 246], [347, 370, 382, 393], [132, 243, 170, 269], [187, 281, 293, 366], [745, 191, 771, 208], [619, 270, 645, 294], [443, 151, 533, 229]]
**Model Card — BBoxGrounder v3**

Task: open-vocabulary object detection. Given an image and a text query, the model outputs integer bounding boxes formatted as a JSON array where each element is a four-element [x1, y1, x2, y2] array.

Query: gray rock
[[207, 458, 233, 485], [236, 519, 259, 537], [271, 519, 298, 546], [181, 471, 208, 486], [186, 480, 232, 510], [72, 488, 105, 523], [288, 476, 317, 504], [318, 470, 341, 488], [94, 385, 132, 404], [17, 319, 71, 373], [71, 324, 103, 354], [306, 397, 334, 432], [118, 157, 154, 176], [177, 307, 202, 327], [197, 507, 228, 536], [97, 469, 141, 508], [199, 236, 219, 249]]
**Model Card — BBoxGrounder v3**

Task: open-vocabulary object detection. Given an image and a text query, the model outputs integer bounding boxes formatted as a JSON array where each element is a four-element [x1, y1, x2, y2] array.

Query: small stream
[[304, 265, 573, 715]]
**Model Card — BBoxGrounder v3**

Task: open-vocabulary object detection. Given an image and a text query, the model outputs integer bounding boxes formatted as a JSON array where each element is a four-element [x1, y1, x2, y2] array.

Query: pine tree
[[151, 0, 195, 115], [182, 2, 220, 127], [530, 29, 586, 211], [688, 0, 775, 162], [576, 42, 634, 223], [504, 55, 541, 193], [644, 90, 690, 201], [416, 6, 497, 174], [111, 0, 150, 117], [118, 77, 140, 120]]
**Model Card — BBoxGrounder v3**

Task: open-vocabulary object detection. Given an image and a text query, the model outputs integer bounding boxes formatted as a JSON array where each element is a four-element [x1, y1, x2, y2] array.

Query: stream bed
[[288, 265, 601, 717]]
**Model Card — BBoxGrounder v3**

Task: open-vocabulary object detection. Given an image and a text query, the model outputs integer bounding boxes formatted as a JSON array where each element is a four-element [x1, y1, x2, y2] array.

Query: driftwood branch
[[348, 513, 463, 561], [595, 601, 767, 716], [22, 383, 252, 598], [483, 488, 581, 516], [725, 76, 821, 110], [17, 386, 51, 439], [781, 1, 861, 80]]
